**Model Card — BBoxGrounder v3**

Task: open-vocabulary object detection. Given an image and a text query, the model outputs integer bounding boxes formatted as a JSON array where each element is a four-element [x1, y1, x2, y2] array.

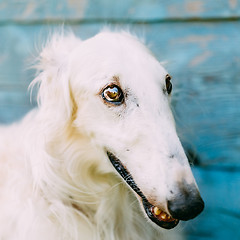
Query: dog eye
[[165, 74, 172, 95], [102, 85, 124, 104]]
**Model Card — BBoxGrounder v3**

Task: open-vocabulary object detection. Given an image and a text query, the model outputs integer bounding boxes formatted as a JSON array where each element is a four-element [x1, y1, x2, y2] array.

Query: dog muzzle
[[106, 151, 179, 229]]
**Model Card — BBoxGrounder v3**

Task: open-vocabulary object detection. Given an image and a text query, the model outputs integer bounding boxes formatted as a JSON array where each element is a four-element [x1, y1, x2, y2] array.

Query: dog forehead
[[72, 32, 168, 92]]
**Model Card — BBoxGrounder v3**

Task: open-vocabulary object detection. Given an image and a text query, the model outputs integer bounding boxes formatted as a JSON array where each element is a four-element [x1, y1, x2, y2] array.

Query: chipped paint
[[190, 51, 212, 67], [172, 35, 216, 48], [22, 2, 37, 18], [68, 0, 87, 16], [185, 1, 204, 14], [168, 4, 183, 17], [229, 0, 238, 9], [168, 1, 204, 17]]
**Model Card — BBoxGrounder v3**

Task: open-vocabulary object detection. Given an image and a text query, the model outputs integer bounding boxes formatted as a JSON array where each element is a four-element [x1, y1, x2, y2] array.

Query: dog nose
[[167, 186, 204, 221]]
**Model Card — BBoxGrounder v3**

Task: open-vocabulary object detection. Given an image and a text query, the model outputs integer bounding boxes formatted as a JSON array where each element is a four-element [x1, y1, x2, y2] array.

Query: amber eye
[[165, 74, 172, 95], [102, 85, 124, 104]]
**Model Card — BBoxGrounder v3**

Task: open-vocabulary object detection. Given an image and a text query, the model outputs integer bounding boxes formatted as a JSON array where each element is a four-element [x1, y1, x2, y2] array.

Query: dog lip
[[106, 151, 145, 198], [106, 151, 179, 229], [143, 202, 179, 229]]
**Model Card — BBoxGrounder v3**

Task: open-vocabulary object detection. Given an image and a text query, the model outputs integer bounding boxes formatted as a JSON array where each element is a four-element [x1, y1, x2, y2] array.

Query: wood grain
[[1, 23, 239, 169], [0, 0, 240, 22]]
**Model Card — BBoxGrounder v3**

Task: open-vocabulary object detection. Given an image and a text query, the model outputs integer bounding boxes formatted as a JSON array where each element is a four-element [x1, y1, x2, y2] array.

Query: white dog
[[0, 30, 204, 240]]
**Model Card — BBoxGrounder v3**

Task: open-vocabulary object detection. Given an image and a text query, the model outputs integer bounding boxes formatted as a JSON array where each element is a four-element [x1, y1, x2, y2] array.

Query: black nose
[[167, 186, 204, 221]]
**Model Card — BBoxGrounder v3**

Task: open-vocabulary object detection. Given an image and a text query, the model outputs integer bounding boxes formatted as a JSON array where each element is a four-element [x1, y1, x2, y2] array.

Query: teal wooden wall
[[0, 1, 240, 239]]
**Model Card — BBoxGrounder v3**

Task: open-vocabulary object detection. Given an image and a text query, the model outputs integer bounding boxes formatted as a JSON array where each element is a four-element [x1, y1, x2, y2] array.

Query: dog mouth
[[107, 151, 179, 229]]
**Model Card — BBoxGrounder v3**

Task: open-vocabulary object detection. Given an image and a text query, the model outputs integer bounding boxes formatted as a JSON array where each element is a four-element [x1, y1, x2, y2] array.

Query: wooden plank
[[0, 23, 239, 240], [84, 0, 240, 20], [0, 0, 240, 22], [0, 22, 239, 169]]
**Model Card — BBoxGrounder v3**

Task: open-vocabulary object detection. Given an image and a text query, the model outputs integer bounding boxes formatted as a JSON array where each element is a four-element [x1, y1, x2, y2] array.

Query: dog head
[[34, 30, 204, 229]]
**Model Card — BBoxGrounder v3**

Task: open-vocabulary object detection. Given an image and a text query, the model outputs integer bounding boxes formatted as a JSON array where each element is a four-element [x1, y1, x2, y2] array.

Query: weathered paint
[[1, 22, 240, 168], [0, 0, 87, 21], [0, 0, 240, 21], [0, 1, 239, 240]]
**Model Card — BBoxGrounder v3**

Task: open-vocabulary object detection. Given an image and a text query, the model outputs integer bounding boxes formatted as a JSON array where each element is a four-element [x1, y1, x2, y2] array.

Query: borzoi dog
[[0, 31, 204, 240]]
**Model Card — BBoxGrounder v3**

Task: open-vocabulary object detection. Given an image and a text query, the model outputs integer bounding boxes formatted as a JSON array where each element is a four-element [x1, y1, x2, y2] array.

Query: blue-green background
[[0, 1, 240, 239]]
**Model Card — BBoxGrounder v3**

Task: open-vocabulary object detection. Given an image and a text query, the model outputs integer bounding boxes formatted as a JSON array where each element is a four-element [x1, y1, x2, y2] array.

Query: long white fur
[[0, 30, 198, 240]]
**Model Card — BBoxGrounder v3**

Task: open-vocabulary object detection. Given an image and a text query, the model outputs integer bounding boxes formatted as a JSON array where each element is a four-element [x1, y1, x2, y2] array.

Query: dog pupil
[[105, 87, 119, 100]]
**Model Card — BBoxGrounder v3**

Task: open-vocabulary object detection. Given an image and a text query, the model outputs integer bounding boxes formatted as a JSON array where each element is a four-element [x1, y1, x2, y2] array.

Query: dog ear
[[30, 33, 81, 124]]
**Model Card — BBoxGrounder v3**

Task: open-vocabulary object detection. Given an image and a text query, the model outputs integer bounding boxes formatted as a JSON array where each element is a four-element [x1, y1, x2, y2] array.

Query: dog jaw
[[106, 151, 179, 229]]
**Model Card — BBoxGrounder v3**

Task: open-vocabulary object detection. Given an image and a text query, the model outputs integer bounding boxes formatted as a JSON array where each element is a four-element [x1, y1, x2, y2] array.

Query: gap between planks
[[0, 16, 240, 26]]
